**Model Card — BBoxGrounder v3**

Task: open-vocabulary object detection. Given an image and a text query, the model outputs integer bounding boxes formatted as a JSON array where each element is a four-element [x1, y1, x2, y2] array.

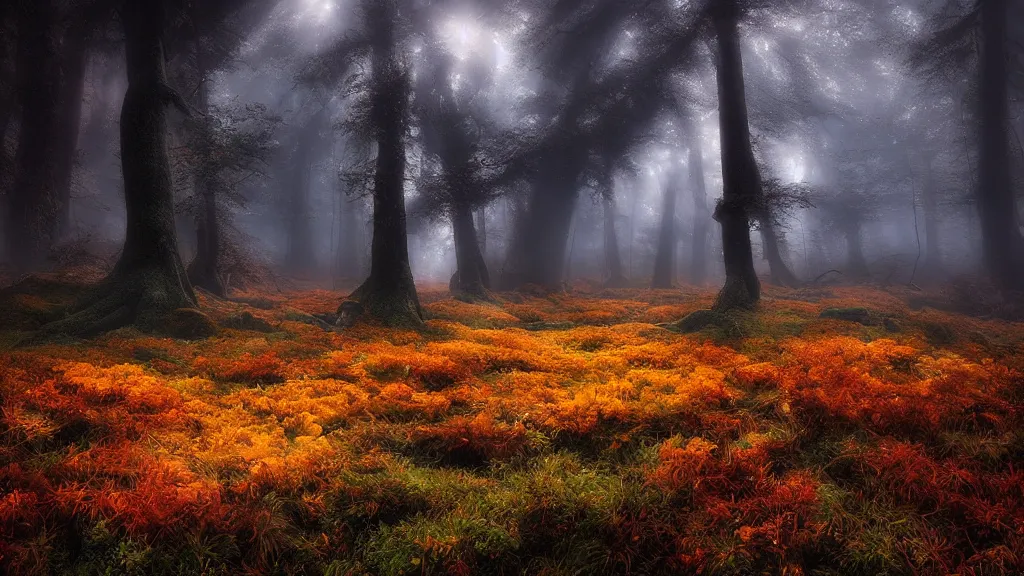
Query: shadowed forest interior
[[0, 0, 1022, 574]]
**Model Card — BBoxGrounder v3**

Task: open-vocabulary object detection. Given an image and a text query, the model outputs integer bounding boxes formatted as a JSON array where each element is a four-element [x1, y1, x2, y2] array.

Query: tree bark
[[652, 168, 679, 289], [352, 3, 423, 327], [40, 1, 198, 337], [476, 207, 487, 259], [501, 172, 579, 291], [602, 186, 627, 287], [976, 0, 1024, 290], [8, 0, 62, 271], [186, 70, 226, 296], [336, 196, 362, 283], [0, 2, 18, 225], [687, 119, 710, 286], [759, 219, 800, 287], [842, 218, 869, 278], [450, 201, 488, 298], [711, 0, 760, 311], [526, 178, 579, 289], [498, 191, 530, 290]]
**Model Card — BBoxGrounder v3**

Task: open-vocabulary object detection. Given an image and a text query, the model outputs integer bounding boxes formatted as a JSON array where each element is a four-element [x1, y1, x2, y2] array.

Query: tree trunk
[[285, 108, 325, 276], [186, 72, 226, 296], [0, 2, 17, 216], [527, 180, 578, 289], [652, 168, 679, 289], [450, 201, 488, 298], [921, 153, 942, 275], [8, 0, 62, 271], [711, 0, 760, 311], [687, 118, 710, 286], [759, 219, 800, 287], [976, 0, 1024, 290], [40, 1, 198, 337], [52, 28, 90, 239], [498, 191, 530, 290], [336, 197, 362, 284], [476, 207, 487, 259], [602, 187, 627, 287], [501, 174, 578, 291], [842, 218, 869, 278], [352, 6, 423, 327]]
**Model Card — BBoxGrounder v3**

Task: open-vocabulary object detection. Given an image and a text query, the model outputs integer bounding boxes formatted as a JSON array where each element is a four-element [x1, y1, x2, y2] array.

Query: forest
[[0, 0, 1022, 574]]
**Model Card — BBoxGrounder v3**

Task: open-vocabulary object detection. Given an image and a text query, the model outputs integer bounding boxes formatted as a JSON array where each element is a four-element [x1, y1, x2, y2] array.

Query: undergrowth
[[0, 284, 1021, 575]]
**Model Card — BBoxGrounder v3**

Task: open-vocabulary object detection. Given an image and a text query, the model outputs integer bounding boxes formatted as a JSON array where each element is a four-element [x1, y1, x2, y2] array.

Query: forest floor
[[0, 278, 1022, 575]]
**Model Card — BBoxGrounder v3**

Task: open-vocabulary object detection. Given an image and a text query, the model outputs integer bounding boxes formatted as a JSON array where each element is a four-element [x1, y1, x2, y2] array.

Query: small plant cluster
[[0, 285, 1021, 575]]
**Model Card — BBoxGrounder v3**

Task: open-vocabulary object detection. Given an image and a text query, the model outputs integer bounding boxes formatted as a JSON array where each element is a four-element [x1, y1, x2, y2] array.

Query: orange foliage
[[1, 284, 1021, 575]]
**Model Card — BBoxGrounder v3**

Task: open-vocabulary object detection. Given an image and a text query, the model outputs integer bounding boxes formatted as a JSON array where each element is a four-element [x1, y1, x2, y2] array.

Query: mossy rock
[[819, 307, 878, 325], [163, 308, 218, 340], [335, 300, 364, 328], [921, 321, 956, 346], [221, 311, 277, 332]]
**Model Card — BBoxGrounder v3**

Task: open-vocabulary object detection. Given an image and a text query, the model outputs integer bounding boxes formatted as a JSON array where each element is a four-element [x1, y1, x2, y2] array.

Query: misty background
[[1, 0, 1022, 304]]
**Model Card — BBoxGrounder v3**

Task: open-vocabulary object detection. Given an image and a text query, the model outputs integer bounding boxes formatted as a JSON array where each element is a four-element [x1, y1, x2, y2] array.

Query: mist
[[0, 1, 1023, 574]]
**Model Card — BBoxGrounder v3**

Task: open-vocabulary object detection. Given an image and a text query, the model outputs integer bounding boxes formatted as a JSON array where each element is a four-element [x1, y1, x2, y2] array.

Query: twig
[[812, 269, 842, 284]]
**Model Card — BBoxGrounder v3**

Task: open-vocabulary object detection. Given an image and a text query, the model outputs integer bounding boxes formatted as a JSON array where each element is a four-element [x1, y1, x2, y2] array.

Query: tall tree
[[413, 37, 494, 299], [7, 0, 63, 271], [711, 0, 760, 310], [599, 164, 628, 287], [351, 0, 423, 326], [40, 1, 208, 335], [651, 164, 681, 289], [976, 0, 1024, 290], [686, 116, 710, 285], [284, 105, 328, 276]]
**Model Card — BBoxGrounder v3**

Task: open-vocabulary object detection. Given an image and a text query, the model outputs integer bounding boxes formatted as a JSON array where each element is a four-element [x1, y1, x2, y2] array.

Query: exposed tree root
[[28, 265, 198, 343], [712, 275, 759, 313], [348, 277, 424, 329]]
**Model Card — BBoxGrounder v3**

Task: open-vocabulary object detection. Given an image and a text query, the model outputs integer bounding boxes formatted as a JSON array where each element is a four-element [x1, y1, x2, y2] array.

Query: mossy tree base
[[712, 275, 760, 313], [34, 264, 198, 339], [349, 276, 425, 329]]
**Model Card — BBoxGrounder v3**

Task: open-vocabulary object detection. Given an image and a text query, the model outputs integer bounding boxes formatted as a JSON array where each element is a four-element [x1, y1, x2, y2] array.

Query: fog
[[1, 0, 1022, 326]]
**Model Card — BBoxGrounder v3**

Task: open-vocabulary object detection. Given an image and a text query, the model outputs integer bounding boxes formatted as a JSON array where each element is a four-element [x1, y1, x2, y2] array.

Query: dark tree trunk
[[450, 202, 488, 298], [186, 74, 225, 296], [977, 0, 1024, 290], [687, 119, 710, 286], [921, 154, 942, 274], [711, 0, 760, 311], [0, 2, 17, 214], [759, 220, 800, 287], [187, 187, 223, 295], [52, 28, 90, 239], [842, 219, 869, 278], [285, 108, 325, 276], [501, 172, 579, 291], [351, 5, 423, 327], [476, 207, 487, 258], [527, 180, 579, 289], [652, 169, 679, 289], [8, 0, 62, 271], [498, 191, 530, 290], [602, 188, 627, 287], [41, 1, 197, 337], [336, 197, 362, 283]]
